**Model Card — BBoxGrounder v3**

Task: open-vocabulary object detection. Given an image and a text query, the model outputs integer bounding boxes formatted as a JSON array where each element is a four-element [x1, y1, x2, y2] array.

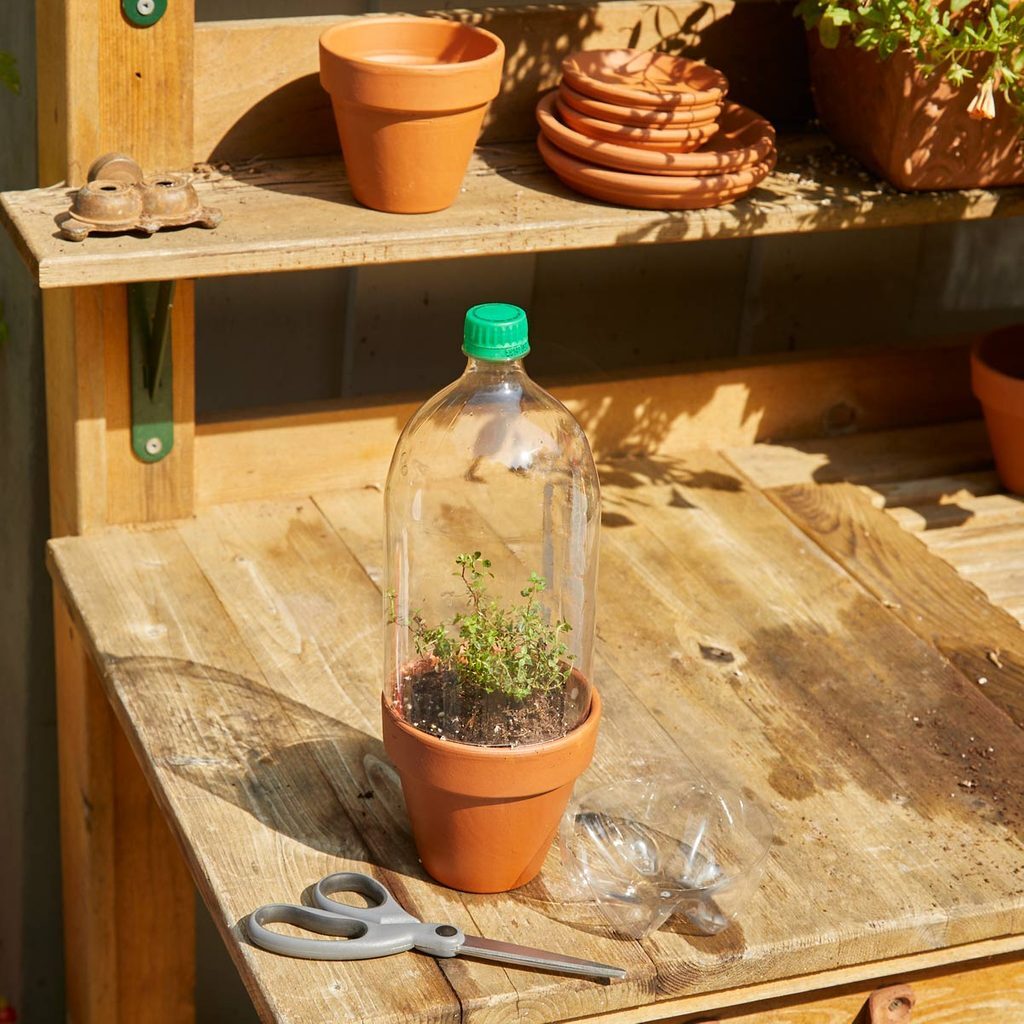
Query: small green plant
[[389, 552, 573, 702], [0, 51, 18, 95], [796, 0, 1024, 119]]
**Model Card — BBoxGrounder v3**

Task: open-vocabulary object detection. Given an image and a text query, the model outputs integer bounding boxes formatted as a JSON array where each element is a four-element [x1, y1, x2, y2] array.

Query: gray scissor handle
[[313, 872, 418, 925], [246, 873, 466, 962]]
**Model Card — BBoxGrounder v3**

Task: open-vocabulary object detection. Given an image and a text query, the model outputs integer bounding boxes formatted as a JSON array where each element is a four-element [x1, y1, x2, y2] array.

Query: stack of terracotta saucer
[[536, 49, 777, 210]]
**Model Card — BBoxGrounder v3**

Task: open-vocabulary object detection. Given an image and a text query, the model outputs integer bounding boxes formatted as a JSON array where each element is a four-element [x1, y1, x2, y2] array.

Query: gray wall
[[1, 1, 1023, 1022]]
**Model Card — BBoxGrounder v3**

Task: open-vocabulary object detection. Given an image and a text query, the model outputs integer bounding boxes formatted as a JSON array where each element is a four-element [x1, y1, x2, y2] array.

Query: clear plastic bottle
[[384, 303, 600, 747]]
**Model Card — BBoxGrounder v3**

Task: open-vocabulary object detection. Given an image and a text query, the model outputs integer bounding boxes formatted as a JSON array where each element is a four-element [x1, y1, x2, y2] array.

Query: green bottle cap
[[462, 303, 530, 361]]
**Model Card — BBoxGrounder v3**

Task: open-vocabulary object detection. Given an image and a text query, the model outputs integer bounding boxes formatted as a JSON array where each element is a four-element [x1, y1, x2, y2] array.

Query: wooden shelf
[[47, 420, 1024, 1024], [6, 135, 1024, 289]]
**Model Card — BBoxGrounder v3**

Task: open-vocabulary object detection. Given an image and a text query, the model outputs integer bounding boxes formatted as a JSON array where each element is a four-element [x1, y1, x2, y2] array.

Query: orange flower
[[967, 78, 997, 120]]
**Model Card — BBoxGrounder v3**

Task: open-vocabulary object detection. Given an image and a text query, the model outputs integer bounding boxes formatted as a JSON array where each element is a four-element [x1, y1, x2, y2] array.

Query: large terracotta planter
[[381, 687, 602, 893], [972, 326, 1024, 495], [319, 17, 504, 213], [807, 34, 1024, 191]]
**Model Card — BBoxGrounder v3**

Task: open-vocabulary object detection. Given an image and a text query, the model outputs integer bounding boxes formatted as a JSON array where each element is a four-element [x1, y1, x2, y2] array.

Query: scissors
[[246, 871, 626, 980]]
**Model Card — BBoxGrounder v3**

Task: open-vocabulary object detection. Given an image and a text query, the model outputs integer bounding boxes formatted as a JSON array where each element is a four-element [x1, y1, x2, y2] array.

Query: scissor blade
[[458, 934, 627, 980]]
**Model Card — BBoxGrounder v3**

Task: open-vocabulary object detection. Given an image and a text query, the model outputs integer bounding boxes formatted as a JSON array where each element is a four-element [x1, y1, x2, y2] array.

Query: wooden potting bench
[[3, 2, 1024, 1021]]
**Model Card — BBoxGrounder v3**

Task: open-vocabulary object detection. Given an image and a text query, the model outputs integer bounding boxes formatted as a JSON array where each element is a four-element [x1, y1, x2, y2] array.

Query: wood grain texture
[[193, 344, 977, 507], [694, 953, 1024, 1023], [36, 0, 193, 186], [36, 2, 200, 1022], [192, 2, 811, 162], [46, 428, 1024, 1022], [5, 140, 1024, 289], [725, 420, 992, 490], [754, 479, 1024, 731], [726, 426, 1024, 728], [53, 594, 118, 1022]]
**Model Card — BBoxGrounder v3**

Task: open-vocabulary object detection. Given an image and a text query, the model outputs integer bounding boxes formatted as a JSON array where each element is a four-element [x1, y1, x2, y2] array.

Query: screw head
[[145, 436, 163, 456], [136, 0, 155, 14]]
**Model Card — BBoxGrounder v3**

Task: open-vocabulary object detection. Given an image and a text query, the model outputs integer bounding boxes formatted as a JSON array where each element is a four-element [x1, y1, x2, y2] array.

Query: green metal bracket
[[122, 0, 167, 28], [129, 281, 175, 463]]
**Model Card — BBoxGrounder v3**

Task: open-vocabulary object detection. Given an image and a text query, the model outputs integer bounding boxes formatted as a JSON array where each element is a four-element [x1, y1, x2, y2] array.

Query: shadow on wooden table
[[112, 655, 423, 872]]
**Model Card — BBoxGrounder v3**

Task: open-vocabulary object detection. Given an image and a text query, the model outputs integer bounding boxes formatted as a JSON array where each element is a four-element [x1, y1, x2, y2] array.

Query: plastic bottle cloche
[[383, 303, 601, 747]]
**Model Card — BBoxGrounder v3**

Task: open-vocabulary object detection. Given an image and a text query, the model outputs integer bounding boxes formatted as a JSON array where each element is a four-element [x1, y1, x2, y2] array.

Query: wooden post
[[37, 0, 198, 1020]]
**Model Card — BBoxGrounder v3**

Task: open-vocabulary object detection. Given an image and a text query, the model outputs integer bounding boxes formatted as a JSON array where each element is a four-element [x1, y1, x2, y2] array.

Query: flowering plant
[[796, 0, 1024, 120]]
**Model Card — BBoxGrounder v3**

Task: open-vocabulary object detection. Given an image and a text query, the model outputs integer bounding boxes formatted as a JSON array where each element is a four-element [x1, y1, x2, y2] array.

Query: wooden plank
[[174, 499, 660, 1022], [726, 419, 992, 490], [747, 479, 1024, 730], [5, 140, 1024, 289], [864, 471, 1001, 511], [697, 952, 1024, 1023], [46, 467, 1024, 1022], [37, 0, 193, 187], [52, 594, 118, 1021], [883, 491, 1022, 534], [36, 1, 200, 1021], [192, 2, 811, 162], [194, 344, 977, 507], [112, 724, 196, 1024], [315, 465, 1024, 994], [47, 525, 465, 1024]]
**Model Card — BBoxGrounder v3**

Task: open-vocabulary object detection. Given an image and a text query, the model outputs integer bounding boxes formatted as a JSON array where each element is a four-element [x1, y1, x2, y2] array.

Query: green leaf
[[818, 16, 842, 48], [0, 52, 19, 95]]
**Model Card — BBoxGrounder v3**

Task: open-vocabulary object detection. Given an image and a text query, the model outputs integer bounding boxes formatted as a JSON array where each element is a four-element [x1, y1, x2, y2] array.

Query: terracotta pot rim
[[320, 16, 503, 79], [383, 685, 601, 763], [971, 328, 1024, 417]]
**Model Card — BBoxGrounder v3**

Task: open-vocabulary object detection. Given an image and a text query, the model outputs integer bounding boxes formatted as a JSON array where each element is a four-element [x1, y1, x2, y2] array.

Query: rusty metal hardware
[[58, 152, 221, 241], [867, 983, 915, 1023]]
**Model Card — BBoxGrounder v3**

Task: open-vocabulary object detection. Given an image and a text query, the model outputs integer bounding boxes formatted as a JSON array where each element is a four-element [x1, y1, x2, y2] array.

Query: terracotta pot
[[381, 687, 601, 893], [807, 33, 1024, 191], [319, 17, 504, 213], [972, 326, 1024, 495]]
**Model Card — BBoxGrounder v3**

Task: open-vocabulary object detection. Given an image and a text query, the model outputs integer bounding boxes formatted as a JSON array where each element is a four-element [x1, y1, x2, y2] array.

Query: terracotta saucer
[[537, 93, 775, 177], [562, 49, 728, 109], [537, 133, 774, 209], [559, 81, 722, 127], [556, 94, 719, 152]]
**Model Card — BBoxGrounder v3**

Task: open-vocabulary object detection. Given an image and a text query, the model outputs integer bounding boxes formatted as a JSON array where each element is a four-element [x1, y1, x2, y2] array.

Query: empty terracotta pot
[[972, 326, 1024, 495], [381, 687, 601, 893], [320, 17, 504, 213]]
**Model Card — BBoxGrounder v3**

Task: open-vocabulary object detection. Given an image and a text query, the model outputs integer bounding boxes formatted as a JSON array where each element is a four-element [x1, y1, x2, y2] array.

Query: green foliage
[[0, 52, 19, 95], [0, 301, 8, 349], [796, 0, 1024, 117], [389, 552, 574, 702]]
